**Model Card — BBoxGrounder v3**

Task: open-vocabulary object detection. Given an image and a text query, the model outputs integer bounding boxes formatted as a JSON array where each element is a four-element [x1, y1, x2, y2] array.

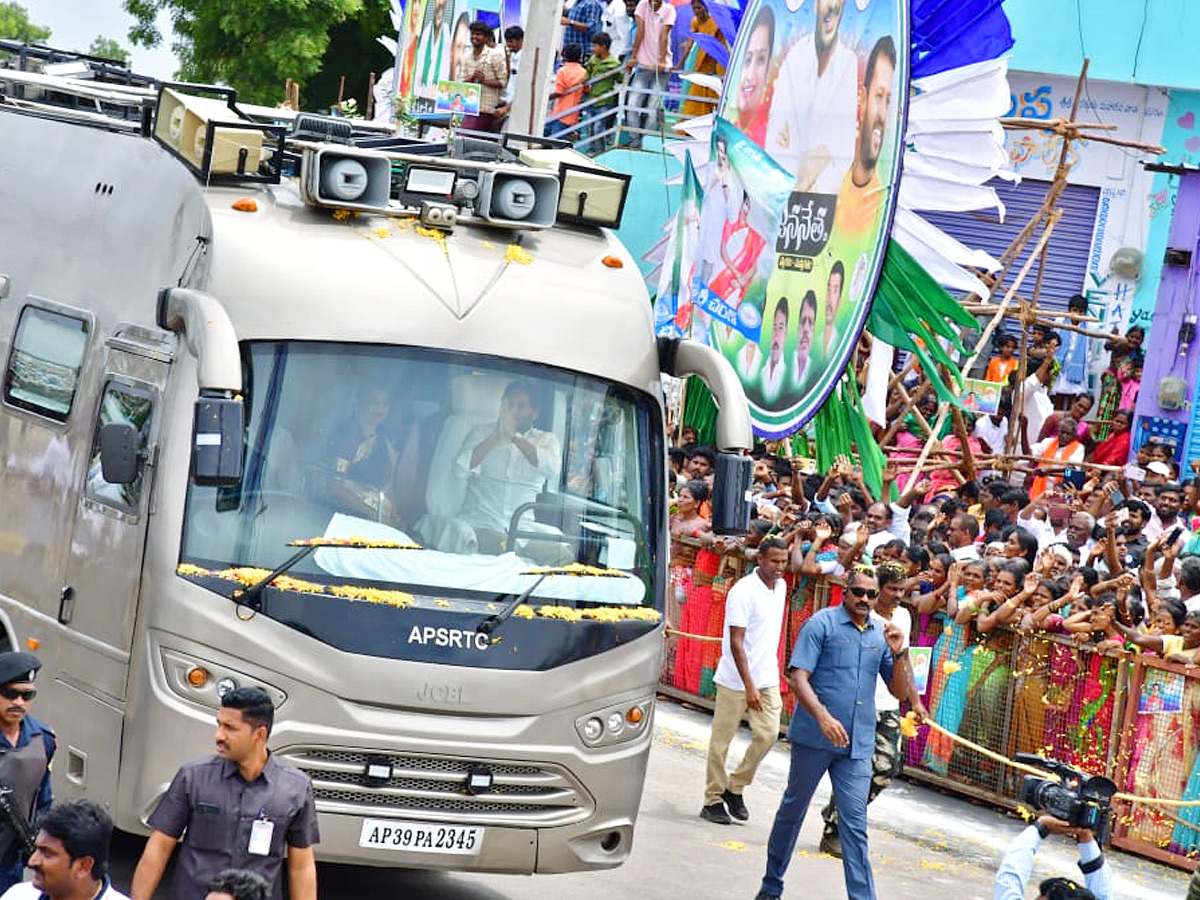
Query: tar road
[[104, 699, 1187, 899]]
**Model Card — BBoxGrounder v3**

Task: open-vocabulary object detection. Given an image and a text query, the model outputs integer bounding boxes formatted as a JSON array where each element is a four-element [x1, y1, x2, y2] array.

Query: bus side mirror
[[711, 452, 752, 536], [192, 394, 244, 486], [99, 423, 141, 485]]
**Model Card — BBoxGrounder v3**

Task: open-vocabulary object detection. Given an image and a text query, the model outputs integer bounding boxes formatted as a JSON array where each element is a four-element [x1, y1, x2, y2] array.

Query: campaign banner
[[958, 378, 1003, 415], [691, 0, 909, 437], [910, 645, 932, 696], [435, 79, 482, 115], [655, 152, 704, 338], [399, 0, 508, 103]]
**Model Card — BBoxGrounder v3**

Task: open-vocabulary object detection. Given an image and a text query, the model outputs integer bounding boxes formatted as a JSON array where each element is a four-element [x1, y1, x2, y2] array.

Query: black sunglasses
[[848, 586, 879, 599], [0, 687, 36, 702]]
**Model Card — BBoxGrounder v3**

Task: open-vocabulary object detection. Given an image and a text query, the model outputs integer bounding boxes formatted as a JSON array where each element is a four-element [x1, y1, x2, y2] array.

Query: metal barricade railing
[[661, 547, 1200, 870], [904, 630, 1124, 805], [1109, 655, 1200, 867], [660, 540, 835, 729], [543, 70, 718, 156]]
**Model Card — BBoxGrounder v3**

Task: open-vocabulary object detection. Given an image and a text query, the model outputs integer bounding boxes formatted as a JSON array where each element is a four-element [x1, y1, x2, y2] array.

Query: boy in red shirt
[[546, 44, 588, 138]]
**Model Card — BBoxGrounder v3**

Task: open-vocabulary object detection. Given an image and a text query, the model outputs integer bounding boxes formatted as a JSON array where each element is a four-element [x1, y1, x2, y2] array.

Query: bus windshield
[[179, 342, 663, 630]]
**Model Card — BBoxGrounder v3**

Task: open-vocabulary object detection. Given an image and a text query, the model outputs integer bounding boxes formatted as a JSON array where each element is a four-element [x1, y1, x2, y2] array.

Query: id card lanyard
[[248, 809, 274, 856]]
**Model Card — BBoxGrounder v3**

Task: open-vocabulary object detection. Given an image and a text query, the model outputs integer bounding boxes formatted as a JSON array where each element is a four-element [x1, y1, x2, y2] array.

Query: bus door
[[53, 327, 172, 803]]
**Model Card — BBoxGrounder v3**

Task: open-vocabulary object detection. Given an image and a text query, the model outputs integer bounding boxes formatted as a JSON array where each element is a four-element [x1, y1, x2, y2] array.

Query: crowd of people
[[667, 335, 1200, 894], [421, 0, 726, 151]]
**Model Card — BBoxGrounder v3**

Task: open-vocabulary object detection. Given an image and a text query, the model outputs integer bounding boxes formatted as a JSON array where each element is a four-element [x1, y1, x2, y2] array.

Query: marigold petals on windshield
[[175, 564, 660, 623]]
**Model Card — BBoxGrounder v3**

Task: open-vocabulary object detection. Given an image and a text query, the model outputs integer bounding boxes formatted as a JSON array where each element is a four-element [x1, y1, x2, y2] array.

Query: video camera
[[1015, 754, 1117, 845]]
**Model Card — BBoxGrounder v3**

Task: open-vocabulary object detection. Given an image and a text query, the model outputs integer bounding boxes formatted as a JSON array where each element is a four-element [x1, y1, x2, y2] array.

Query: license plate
[[358, 818, 483, 855]]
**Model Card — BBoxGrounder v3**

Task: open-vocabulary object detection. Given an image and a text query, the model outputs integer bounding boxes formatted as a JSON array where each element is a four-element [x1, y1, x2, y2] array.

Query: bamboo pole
[[1008, 207, 1057, 457], [961, 304, 1101, 323], [950, 406, 977, 482], [905, 211, 1062, 485]]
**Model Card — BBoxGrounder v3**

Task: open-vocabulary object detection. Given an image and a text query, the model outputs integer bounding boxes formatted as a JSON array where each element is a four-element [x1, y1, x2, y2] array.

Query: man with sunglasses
[[756, 568, 913, 900], [0, 652, 54, 894]]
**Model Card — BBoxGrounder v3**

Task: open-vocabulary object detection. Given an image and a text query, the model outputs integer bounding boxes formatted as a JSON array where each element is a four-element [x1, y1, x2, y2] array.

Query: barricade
[[1109, 655, 1200, 868], [660, 539, 835, 724], [661, 550, 1200, 869], [904, 627, 1200, 871], [904, 629, 1123, 806]]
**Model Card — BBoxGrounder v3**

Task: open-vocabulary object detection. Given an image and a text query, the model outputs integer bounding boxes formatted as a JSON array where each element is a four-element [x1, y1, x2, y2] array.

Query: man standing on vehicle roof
[[130, 688, 318, 900], [0, 652, 55, 894]]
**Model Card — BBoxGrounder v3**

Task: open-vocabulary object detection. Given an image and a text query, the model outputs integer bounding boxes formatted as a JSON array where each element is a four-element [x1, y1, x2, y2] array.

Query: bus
[[0, 58, 752, 873]]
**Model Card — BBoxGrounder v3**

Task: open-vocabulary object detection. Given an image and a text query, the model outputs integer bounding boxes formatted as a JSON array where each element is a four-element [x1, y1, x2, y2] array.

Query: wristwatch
[[1035, 821, 1050, 839]]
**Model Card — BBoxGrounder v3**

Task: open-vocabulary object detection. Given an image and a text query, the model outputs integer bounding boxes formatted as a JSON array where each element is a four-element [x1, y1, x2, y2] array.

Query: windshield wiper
[[233, 539, 422, 611], [477, 573, 550, 635]]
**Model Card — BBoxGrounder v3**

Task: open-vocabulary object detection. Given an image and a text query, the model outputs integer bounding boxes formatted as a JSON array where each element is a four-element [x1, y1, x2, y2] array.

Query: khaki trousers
[[704, 683, 782, 805]]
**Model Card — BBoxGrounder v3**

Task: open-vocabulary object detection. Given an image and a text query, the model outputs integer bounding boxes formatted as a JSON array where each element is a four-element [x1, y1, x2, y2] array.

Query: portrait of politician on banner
[[690, 0, 908, 437]]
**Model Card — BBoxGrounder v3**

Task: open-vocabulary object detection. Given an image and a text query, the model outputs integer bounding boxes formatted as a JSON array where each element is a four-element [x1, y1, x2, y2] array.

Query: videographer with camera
[[995, 814, 1111, 900], [998, 754, 1116, 900]]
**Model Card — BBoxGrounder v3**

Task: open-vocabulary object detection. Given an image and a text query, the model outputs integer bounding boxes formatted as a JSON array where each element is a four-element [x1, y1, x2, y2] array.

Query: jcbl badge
[[249, 817, 274, 856]]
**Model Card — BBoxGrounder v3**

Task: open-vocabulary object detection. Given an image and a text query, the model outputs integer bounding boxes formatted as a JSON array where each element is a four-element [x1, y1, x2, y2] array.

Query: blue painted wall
[[1005, 0, 1200, 92], [597, 142, 682, 282]]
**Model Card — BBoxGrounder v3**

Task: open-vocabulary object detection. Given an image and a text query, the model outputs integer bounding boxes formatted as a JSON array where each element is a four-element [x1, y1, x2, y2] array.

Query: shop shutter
[[921, 177, 1101, 317]]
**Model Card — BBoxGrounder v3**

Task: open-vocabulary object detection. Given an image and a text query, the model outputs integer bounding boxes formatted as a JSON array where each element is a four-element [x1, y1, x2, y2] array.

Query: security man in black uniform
[[0, 652, 55, 892], [130, 687, 318, 900]]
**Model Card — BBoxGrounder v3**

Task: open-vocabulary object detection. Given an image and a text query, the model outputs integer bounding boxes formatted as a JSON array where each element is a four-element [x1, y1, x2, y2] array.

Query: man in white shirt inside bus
[[455, 380, 562, 552]]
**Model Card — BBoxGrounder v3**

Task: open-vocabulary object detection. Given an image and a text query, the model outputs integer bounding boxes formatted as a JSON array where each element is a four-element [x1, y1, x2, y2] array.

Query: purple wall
[[1135, 169, 1200, 461]]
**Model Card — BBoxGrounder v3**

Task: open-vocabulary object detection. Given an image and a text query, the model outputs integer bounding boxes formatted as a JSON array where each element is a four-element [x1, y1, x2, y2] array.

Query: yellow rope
[[922, 718, 1200, 808], [922, 719, 1056, 779], [658, 639, 1200, 810], [664, 625, 723, 644]]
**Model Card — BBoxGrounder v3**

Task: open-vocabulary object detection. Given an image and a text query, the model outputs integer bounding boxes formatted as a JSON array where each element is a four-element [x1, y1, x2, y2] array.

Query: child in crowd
[[985, 334, 1019, 384], [547, 44, 588, 138], [586, 32, 623, 150]]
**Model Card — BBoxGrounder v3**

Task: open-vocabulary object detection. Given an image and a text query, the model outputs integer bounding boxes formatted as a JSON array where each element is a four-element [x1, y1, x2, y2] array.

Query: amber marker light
[[187, 667, 210, 687], [601, 255, 623, 268], [25, 638, 38, 651], [626, 706, 644, 725], [232, 198, 258, 212]]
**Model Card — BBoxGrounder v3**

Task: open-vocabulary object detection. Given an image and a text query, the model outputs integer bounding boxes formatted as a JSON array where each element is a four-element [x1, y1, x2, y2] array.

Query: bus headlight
[[160, 647, 286, 711], [576, 697, 653, 748]]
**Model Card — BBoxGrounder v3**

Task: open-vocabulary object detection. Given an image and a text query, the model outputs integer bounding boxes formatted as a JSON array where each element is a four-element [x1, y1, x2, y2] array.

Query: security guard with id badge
[[130, 687, 318, 900]]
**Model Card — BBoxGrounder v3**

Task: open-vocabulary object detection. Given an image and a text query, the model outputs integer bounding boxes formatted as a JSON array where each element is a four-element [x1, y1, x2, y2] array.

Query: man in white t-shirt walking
[[701, 539, 790, 825], [816, 563, 925, 857]]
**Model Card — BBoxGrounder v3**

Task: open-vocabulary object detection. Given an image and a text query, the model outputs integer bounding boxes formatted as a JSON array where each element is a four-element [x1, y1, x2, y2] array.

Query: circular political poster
[[685, 0, 909, 437]]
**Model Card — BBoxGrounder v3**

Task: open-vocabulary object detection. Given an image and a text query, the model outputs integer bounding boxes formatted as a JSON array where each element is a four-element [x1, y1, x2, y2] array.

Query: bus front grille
[[279, 746, 593, 827]]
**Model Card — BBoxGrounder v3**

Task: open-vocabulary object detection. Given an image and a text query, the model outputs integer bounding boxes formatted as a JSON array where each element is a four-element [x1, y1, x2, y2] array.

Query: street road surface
[[104, 699, 1187, 899]]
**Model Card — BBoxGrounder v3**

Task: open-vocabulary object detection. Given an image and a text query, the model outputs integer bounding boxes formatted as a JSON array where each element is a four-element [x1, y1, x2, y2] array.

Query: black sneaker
[[722, 790, 749, 821], [754, 892, 780, 900], [819, 827, 843, 858], [700, 802, 733, 825]]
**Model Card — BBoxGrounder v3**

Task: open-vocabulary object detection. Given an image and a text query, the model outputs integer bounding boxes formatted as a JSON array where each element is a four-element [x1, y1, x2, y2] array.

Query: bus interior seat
[[415, 372, 509, 551]]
